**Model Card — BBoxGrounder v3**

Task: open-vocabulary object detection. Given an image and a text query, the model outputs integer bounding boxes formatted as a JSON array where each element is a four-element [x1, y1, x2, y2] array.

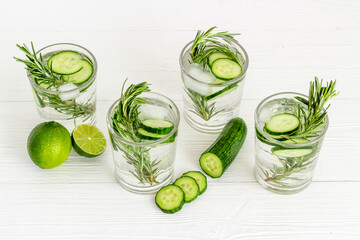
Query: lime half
[[72, 124, 106, 158]]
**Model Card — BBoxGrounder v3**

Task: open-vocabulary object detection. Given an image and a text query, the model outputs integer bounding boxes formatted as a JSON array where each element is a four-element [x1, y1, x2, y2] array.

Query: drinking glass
[[107, 92, 180, 194], [179, 37, 249, 133], [254, 92, 329, 194], [27, 43, 97, 130]]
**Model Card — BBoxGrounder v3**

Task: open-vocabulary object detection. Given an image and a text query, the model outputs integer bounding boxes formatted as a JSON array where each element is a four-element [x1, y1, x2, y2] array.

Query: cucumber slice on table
[[63, 59, 93, 84], [272, 147, 313, 158], [205, 83, 238, 101], [211, 58, 242, 80], [155, 185, 185, 214], [200, 118, 247, 178], [141, 119, 174, 134], [174, 176, 199, 203], [47, 51, 83, 75], [265, 113, 300, 135], [208, 52, 231, 66], [182, 171, 207, 195]]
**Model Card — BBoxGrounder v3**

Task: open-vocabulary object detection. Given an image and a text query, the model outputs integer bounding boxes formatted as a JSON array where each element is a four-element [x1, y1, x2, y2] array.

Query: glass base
[[184, 111, 224, 133], [115, 173, 173, 194], [255, 172, 312, 195]]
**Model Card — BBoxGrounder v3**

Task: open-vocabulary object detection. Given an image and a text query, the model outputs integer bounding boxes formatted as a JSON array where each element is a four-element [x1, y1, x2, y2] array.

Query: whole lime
[[27, 121, 72, 169]]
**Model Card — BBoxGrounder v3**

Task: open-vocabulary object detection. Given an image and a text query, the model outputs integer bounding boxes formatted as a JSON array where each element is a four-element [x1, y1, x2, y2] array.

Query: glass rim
[[27, 43, 98, 94], [254, 91, 329, 147], [179, 36, 249, 87], [106, 91, 180, 147]]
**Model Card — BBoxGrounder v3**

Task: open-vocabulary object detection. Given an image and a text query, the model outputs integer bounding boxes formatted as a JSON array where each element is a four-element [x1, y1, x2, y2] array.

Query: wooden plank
[[0, 182, 359, 239]]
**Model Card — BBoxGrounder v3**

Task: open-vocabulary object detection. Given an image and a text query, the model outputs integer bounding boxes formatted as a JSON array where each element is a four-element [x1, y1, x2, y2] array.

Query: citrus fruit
[[71, 124, 106, 158], [27, 121, 72, 169]]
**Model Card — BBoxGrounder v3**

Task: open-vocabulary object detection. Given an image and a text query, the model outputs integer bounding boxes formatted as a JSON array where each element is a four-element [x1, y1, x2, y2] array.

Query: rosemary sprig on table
[[111, 80, 160, 185], [14, 42, 95, 119]]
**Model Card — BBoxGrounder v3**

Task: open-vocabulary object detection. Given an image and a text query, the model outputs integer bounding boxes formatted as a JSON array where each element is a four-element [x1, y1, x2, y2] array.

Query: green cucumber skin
[[200, 117, 247, 178], [137, 129, 177, 144], [141, 123, 174, 135], [204, 83, 238, 101]]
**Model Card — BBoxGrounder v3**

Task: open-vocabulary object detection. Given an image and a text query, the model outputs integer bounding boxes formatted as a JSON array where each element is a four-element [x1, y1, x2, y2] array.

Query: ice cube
[[58, 83, 80, 101], [187, 63, 215, 83], [183, 63, 215, 96]]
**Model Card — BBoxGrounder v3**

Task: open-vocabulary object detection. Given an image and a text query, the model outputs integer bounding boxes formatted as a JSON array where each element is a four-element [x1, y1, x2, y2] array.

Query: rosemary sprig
[[190, 26, 241, 67], [111, 80, 159, 185], [186, 89, 220, 121], [14, 42, 95, 119], [292, 77, 339, 139], [14, 42, 64, 89]]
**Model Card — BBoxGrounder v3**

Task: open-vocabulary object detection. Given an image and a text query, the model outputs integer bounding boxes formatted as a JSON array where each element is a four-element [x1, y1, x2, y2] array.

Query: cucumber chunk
[[272, 147, 313, 158], [182, 171, 207, 195], [205, 83, 238, 101], [208, 52, 231, 66], [173, 176, 199, 203], [141, 119, 174, 135], [200, 118, 247, 178], [155, 185, 185, 214], [47, 51, 83, 75], [211, 58, 242, 80], [265, 113, 300, 135], [63, 59, 93, 84]]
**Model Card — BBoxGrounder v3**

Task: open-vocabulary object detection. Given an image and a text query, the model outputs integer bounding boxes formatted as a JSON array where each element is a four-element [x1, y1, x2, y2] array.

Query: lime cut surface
[[72, 124, 106, 158]]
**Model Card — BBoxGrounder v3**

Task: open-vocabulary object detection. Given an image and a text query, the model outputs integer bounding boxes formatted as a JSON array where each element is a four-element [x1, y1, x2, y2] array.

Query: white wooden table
[[1, 0, 360, 239]]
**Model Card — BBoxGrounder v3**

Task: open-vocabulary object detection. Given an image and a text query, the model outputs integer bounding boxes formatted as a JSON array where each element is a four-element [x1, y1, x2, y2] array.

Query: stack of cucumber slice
[[259, 113, 314, 158], [47, 51, 94, 84], [204, 52, 242, 101], [136, 119, 176, 143], [155, 171, 207, 214]]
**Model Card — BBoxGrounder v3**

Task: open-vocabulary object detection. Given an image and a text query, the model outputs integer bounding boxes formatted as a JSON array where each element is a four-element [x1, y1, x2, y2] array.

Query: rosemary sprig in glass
[[110, 80, 159, 185], [14, 42, 94, 119], [186, 26, 242, 121], [263, 77, 339, 184]]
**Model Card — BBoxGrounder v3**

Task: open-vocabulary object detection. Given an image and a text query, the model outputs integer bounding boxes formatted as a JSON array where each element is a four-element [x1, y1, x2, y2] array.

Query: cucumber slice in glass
[[63, 59, 93, 84], [155, 185, 185, 214], [141, 119, 174, 135], [272, 147, 313, 158], [47, 51, 83, 75], [205, 83, 238, 101], [208, 52, 231, 66], [211, 58, 242, 80], [173, 176, 199, 203], [265, 113, 300, 135]]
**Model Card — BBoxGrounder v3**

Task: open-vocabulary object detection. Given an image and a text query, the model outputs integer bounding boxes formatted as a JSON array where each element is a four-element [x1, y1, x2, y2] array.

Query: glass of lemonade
[[254, 92, 329, 194], [107, 92, 180, 194], [27, 43, 97, 129], [179, 35, 249, 133]]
